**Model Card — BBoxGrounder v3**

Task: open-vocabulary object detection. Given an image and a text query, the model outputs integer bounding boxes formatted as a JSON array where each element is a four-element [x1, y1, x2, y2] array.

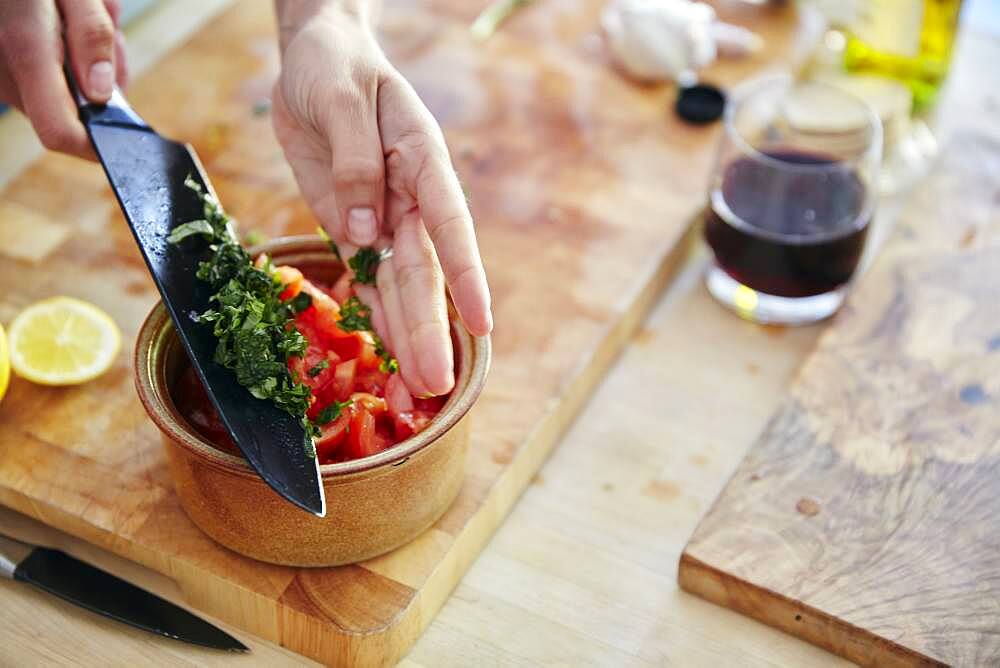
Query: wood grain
[[680, 60, 1000, 668], [0, 1, 812, 665]]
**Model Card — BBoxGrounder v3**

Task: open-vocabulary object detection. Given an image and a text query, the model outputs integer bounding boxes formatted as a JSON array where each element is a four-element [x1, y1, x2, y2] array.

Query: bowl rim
[[134, 234, 491, 480]]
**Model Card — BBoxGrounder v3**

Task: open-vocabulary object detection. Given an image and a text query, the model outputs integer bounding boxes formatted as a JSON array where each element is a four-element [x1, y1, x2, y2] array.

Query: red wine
[[704, 150, 870, 298]]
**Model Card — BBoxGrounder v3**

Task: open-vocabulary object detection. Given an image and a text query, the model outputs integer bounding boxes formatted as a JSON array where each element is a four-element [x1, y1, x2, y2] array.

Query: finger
[[352, 284, 389, 345], [392, 215, 453, 396], [377, 257, 431, 397], [380, 78, 493, 336], [0, 60, 23, 110], [339, 241, 359, 262], [113, 29, 128, 87], [324, 83, 385, 247], [0, 10, 93, 158], [103, 0, 122, 26], [102, 0, 126, 87], [58, 0, 117, 103], [415, 144, 493, 337]]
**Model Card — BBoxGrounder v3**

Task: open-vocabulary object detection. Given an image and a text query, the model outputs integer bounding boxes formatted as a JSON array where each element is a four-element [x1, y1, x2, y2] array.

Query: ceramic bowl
[[134, 236, 490, 566]]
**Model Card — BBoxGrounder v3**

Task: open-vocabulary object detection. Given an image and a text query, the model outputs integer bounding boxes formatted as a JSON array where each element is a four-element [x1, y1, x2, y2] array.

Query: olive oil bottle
[[844, 0, 963, 111]]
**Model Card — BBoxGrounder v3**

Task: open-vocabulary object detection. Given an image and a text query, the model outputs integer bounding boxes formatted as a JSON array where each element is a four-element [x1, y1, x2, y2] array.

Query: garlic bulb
[[602, 0, 762, 83]]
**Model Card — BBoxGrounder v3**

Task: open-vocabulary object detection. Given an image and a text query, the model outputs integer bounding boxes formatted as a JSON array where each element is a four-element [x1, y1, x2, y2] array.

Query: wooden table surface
[[0, 1, 994, 666]]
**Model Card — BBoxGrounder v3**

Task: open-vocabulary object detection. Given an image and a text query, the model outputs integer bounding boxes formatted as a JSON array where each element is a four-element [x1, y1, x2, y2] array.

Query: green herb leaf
[[348, 247, 381, 285], [374, 337, 399, 374], [337, 296, 372, 332], [380, 356, 399, 374], [170, 178, 315, 428], [243, 229, 268, 246], [316, 400, 353, 425], [289, 291, 312, 315], [307, 359, 330, 377], [167, 219, 215, 244]]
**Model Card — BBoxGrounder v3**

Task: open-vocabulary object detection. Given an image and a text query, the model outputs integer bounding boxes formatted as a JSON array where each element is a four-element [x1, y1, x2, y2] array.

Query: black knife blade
[[0, 534, 247, 651], [71, 83, 325, 517]]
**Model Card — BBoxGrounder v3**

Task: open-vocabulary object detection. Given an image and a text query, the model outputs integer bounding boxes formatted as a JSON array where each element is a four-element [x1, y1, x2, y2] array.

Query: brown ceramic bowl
[[134, 236, 490, 567]]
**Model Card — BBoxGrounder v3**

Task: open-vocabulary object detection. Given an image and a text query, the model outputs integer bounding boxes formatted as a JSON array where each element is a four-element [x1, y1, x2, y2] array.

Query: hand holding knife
[[63, 68, 327, 517]]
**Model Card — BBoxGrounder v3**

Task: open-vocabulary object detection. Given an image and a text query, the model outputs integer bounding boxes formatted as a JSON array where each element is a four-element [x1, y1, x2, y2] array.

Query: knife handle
[[64, 66, 149, 130], [0, 534, 34, 579]]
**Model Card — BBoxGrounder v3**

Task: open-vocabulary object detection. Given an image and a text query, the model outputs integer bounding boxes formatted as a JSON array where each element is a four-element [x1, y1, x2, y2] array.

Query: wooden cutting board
[[680, 130, 1000, 668], [0, 1, 813, 665]]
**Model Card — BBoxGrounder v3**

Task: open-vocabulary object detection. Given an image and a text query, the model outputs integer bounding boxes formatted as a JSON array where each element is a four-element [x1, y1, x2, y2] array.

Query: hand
[[273, 1, 493, 397], [0, 0, 128, 159]]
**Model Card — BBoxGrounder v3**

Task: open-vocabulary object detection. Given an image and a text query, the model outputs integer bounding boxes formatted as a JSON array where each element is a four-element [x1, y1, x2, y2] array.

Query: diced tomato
[[289, 346, 339, 385], [392, 412, 414, 441], [413, 395, 446, 413], [385, 374, 414, 417], [331, 270, 353, 303], [393, 409, 436, 441], [331, 358, 357, 402], [346, 408, 378, 459], [275, 265, 304, 300], [175, 261, 452, 467], [350, 392, 387, 415], [357, 339, 379, 370], [327, 333, 364, 360], [300, 280, 341, 332], [354, 367, 389, 396], [315, 411, 350, 459], [293, 308, 323, 344], [410, 410, 435, 434], [372, 422, 394, 453]]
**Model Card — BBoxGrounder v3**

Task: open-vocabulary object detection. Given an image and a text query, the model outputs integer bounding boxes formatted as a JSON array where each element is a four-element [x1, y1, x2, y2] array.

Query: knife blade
[[69, 78, 325, 517], [0, 533, 247, 651]]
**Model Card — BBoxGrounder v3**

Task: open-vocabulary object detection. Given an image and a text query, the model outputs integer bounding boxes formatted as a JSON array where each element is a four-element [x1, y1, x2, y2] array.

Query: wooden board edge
[[676, 552, 945, 668]]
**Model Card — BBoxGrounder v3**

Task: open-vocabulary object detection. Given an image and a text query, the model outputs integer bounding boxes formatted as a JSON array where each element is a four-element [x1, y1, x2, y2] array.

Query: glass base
[[705, 263, 846, 326]]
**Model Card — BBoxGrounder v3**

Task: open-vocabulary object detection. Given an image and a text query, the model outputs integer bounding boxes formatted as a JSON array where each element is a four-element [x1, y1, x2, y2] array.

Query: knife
[[0, 533, 247, 651], [66, 74, 325, 517]]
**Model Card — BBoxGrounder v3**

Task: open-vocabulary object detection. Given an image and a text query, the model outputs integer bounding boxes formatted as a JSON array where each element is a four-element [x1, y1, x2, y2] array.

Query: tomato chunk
[[392, 409, 435, 441], [346, 408, 378, 459], [331, 358, 357, 402], [315, 411, 350, 459], [350, 392, 387, 415], [274, 265, 304, 301], [385, 374, 414, 417], [175, 262, 452, 467]]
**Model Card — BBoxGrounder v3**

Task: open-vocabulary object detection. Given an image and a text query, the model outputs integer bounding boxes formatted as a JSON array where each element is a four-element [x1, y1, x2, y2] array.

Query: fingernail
[[347, 208, 378, 245], [88, 61, 114, 99]]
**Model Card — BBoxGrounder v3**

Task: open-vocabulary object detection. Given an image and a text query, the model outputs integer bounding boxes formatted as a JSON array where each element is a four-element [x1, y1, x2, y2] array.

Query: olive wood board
[[0, 1, 813, 665], [680, 132, 1000, 668]]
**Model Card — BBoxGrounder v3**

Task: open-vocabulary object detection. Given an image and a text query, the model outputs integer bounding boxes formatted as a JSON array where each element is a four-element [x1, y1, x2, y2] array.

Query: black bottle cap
[[676, 83, 726, 124]]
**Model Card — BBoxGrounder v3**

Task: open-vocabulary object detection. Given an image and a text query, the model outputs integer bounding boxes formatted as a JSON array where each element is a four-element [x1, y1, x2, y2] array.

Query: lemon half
[[0, 323, 9, 402], [8, 297, 121, 386]]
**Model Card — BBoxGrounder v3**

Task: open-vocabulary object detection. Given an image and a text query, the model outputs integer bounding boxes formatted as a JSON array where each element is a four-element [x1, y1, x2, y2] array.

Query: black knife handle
[[64, 66, 150, 129]]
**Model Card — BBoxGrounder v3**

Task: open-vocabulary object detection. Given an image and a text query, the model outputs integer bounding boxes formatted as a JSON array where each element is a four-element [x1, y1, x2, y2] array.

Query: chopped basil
[[171, 176, 317, 435], [316, 400, 353, 426]]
